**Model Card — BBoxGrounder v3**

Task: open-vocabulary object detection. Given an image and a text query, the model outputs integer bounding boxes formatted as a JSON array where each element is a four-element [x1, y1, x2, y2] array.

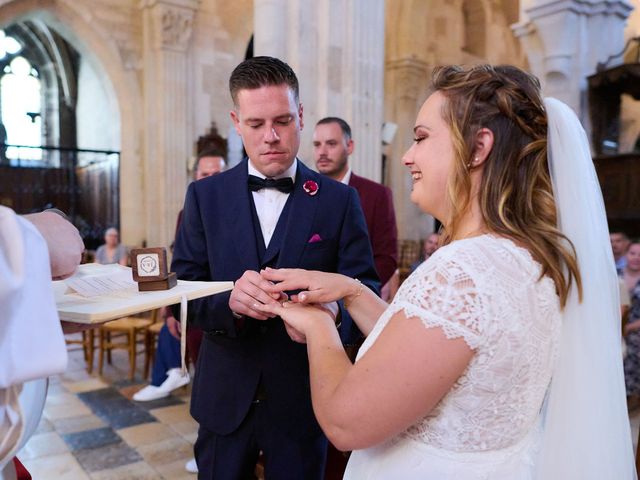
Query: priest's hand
[[25, 210, 84, 280]]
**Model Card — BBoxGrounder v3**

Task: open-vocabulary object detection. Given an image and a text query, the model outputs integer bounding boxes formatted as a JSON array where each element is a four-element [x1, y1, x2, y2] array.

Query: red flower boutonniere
[[303, 180, 319, 196]]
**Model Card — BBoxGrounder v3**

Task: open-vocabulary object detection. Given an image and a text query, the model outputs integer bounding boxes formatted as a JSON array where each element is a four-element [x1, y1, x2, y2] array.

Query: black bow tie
[[247, 175, 294, 194]]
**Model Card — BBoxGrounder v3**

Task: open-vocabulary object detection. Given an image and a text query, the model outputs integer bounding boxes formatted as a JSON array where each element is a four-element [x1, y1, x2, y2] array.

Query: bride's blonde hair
[[431, 64, 581, 308]]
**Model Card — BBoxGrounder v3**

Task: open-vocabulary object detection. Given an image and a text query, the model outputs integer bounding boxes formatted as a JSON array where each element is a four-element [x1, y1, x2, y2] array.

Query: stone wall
[[0, 0, 252, 248], [1, 0, 633, 247], [384, 0, 526, 241]]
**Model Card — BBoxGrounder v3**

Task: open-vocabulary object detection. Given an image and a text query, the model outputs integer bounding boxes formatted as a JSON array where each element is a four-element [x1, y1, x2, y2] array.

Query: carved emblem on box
[[130, 247, 177, 291]]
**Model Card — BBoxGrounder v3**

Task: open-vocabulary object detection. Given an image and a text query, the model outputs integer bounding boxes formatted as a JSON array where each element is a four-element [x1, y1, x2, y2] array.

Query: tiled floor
[[18, 335, 197, 479]]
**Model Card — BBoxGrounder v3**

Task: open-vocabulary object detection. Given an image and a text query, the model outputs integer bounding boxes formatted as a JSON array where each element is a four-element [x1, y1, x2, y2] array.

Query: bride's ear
[[469, 128, 494, 168]]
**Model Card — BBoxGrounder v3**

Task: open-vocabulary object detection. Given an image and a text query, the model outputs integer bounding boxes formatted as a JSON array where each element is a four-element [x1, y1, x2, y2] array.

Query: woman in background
[[95, 227, 127, 266], [623, 240, 640, 406]]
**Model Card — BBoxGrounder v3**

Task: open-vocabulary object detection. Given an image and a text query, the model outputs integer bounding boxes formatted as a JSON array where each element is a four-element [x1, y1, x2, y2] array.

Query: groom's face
[[230, 84, 304, 178]]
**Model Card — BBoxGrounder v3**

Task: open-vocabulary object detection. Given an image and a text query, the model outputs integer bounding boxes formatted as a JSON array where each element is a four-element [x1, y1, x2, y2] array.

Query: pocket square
[[308, 233, 322, 243]]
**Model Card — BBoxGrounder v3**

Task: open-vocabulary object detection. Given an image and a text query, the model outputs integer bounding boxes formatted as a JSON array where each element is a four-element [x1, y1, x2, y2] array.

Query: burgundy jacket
[[349, 173, 398, 285]]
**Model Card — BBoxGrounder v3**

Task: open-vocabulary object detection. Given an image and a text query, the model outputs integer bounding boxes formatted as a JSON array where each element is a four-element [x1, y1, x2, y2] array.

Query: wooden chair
[[398, 239, 422, 285], [65, 329, 96, 374], [636, 424, 640, 475], [97, 313, 155, 381]]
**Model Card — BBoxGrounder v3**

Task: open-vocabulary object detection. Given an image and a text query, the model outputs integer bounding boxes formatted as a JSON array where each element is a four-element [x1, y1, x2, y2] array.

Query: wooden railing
[[594, 153, 640, 238], [0, 144, 120, 250]]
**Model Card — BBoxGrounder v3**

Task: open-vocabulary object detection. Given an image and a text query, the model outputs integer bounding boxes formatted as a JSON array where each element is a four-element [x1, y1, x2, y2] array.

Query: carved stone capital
[[139, 0, 199, 10], [386, 58, 430, 102], [160, 7, 194, 51], [526, 0, 632, 21], [141, 0, 197, 52]]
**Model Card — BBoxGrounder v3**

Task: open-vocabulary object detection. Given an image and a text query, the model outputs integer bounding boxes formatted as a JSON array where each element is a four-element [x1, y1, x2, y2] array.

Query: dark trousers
[[151, 324, 204, 386], [194, 402, 327, 480], [150, 324, 181, 386]]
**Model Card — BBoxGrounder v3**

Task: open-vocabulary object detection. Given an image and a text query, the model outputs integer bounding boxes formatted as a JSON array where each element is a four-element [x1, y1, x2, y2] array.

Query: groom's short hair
[[229, 56, 299, 106]]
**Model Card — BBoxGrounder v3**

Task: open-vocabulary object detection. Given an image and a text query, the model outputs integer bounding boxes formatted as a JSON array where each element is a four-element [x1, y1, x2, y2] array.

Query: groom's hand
[[229, 270, 283, 321]]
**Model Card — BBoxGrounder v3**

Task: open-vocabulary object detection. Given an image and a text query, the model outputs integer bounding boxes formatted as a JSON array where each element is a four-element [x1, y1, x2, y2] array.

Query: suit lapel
[[348, 173, 362, 194], [277, 160, 320, 268], [225, 160, 261, 271]]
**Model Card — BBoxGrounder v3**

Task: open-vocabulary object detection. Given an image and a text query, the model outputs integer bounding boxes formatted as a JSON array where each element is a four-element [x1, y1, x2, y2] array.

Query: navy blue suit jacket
[[171, 159, 378, 438]]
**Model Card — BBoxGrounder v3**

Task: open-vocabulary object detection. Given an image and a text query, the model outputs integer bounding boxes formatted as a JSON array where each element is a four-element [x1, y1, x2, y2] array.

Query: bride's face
[[402, 91, 455, 222]]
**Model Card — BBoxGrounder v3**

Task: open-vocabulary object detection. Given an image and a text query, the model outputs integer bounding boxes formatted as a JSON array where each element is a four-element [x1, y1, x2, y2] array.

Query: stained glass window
[[0, 30, 42, 163]]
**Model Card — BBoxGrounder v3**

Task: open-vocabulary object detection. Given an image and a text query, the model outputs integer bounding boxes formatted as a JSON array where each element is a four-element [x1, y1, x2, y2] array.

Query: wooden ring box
[[130, 247, 177, 291]]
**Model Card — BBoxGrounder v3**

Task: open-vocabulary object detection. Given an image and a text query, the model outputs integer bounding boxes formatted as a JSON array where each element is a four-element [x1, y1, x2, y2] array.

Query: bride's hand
[[254, 301, 335, 341], [260, 267, 359, 304], [283, 322, 306, 344]]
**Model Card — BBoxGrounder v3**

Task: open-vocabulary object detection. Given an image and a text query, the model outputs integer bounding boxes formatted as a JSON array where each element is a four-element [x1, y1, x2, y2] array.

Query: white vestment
[[0, 206, 67, 479]]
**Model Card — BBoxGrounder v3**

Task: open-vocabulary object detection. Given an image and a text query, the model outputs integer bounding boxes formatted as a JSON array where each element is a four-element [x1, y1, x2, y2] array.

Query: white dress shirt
[[247, 160, 338, 319], [339, 167, 352, 185], [248, 160, 297, 247]]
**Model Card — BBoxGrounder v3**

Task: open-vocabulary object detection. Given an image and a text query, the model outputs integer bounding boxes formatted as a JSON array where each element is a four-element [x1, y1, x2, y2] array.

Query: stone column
[[384, 57, 432, 240], [254, 0, 288, 60], [345, 1, 386, 181], [253, 0, 385, 181], [140, 0, 197, 248], [513, 0, 632, 119]]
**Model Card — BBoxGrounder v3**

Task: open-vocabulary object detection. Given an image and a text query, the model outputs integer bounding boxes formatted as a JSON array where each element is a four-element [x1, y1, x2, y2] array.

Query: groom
[[171, 56, 379, 479]]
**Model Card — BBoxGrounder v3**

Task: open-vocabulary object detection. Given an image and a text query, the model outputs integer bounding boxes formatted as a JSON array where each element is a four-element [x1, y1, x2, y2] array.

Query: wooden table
[[54, 266, 232, 324]]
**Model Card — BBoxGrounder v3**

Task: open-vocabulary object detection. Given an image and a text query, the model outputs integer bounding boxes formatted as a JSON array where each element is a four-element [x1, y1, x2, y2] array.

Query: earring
[[467, 157, 479, 169]]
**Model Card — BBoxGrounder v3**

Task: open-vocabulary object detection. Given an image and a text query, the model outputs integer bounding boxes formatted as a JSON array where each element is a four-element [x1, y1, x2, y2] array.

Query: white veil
[[535, 98, 637, 479]]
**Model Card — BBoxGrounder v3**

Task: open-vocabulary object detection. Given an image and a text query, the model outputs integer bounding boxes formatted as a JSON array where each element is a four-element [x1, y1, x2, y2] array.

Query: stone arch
[[0, 0, 145, 244]]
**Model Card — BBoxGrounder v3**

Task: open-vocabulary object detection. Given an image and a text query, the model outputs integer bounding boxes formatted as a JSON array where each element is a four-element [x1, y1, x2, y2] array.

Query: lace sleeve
[[392, 256, 486, 350]]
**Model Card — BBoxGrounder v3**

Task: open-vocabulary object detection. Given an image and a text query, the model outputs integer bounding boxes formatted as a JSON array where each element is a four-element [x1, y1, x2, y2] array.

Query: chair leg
[[86, 329, 94, 375], [82, 330, 94, 375], [129, 328, 136, 381], [636, 419, 640, 474], [143, 332, 151, 381], [107, 331, 112, 365], [81, 331, 89, 363], [98, 329, 105, 376]]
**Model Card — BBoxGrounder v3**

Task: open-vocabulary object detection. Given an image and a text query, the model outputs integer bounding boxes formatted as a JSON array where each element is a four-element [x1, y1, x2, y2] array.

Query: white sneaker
[[185, 457, 198, 473], [157, 368, 190, 394], [132, 384, 169, 402]]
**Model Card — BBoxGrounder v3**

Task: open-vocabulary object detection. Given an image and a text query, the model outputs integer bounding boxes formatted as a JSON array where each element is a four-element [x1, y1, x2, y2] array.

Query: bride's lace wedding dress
[[344, 235, 561, 479]]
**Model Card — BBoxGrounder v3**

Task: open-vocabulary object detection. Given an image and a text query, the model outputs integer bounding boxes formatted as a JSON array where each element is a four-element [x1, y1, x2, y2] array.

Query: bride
[[257, 64, 636, 479]]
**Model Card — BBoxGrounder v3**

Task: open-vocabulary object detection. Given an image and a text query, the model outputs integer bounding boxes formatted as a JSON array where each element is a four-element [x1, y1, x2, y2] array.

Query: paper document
[[64, 263, 137, 297]]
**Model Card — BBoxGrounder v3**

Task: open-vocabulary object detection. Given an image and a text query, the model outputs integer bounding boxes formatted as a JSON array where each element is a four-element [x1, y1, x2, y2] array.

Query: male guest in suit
[[171, 56, 378, 480], [313, 117, 398, 288]]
